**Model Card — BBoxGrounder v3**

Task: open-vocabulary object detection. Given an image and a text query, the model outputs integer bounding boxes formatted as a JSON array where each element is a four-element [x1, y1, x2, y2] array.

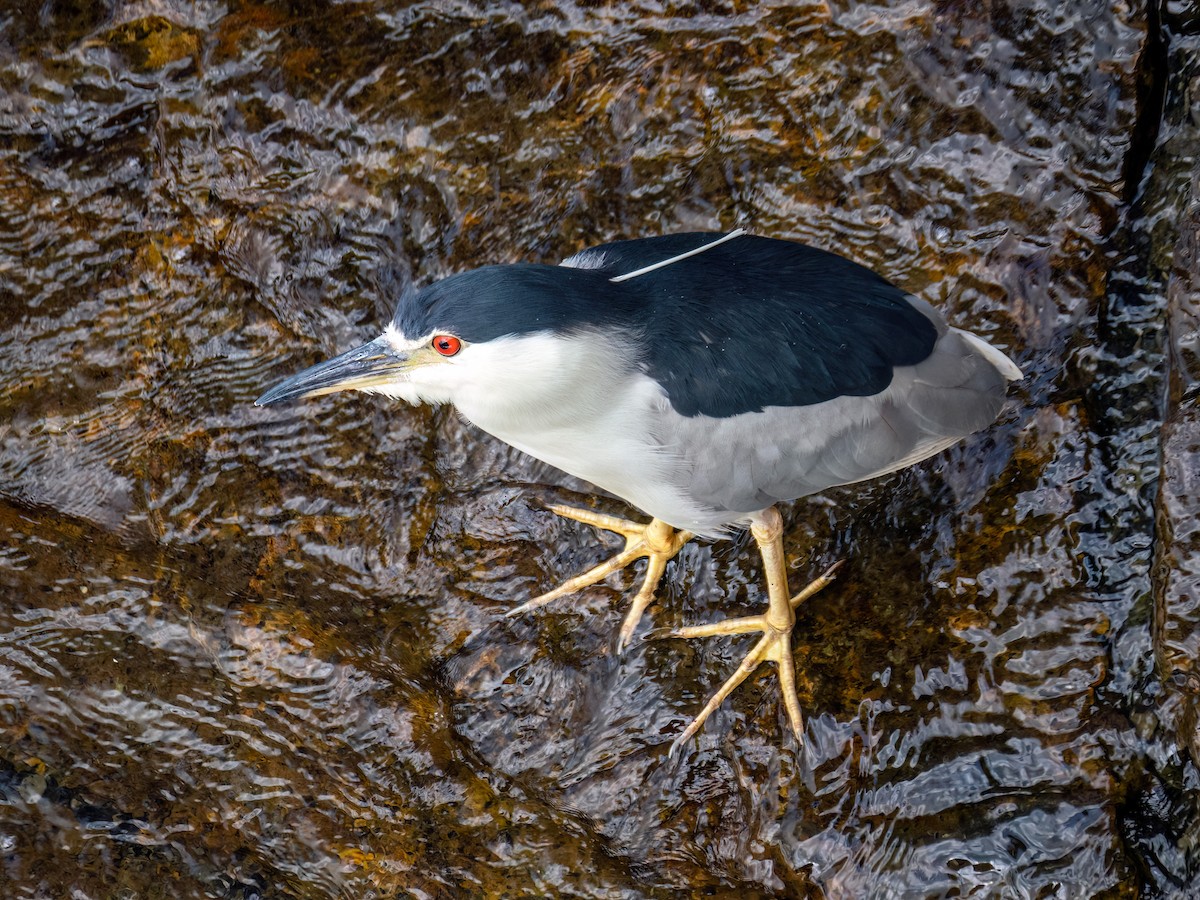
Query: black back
[[392, 233, 938, 418]]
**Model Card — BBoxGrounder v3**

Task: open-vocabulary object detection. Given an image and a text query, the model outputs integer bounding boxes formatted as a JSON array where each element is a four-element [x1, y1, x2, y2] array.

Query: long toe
[[790, 560, 846, 609], [507, 542, 642, 616], [668, 628, 786, 756]]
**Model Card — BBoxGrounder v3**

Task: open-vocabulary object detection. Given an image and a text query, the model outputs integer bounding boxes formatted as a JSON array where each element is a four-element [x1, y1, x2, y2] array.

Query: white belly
[[456, 369, 730, 534]]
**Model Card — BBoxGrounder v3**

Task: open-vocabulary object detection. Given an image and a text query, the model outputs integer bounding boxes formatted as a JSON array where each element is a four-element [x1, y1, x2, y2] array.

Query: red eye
[[432, 335, 461, 356]]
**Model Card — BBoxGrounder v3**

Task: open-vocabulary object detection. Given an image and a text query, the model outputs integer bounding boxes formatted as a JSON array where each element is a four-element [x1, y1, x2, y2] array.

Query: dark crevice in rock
[[1123, 1, 1169, 205]]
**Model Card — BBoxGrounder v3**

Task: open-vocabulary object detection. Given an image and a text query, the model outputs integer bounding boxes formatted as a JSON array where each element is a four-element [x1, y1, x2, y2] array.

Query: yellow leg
[[507, 504, 693, 651], [657, 506, 844, 756]]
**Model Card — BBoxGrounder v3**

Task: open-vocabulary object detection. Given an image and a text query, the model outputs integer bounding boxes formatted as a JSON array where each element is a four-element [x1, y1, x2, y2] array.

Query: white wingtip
[[954, 328, 1023, 381]]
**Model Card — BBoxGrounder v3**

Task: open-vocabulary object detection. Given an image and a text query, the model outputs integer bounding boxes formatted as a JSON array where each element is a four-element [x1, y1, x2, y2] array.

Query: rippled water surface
[[2, 0, 1197, 896]]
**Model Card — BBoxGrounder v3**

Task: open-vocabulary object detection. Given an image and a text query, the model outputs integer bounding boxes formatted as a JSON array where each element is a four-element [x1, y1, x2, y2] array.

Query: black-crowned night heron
[[256, 230, 1021, 754]]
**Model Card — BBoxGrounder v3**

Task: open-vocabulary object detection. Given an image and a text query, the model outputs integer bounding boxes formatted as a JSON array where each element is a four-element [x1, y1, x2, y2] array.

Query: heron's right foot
[[506, 505, 693, 652]]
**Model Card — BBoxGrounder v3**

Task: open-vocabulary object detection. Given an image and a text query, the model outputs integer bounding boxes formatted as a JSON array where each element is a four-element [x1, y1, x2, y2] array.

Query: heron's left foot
[[506, 505, 693, 651], [653, 505, 843, 755], [657, 559, 843, 756]]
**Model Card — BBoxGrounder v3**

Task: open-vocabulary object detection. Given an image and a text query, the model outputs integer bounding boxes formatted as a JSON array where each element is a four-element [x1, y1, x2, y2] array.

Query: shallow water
[[2, 0, 1196, 896]]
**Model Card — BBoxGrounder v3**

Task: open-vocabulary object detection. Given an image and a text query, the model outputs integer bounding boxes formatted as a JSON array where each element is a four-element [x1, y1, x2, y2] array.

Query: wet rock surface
[[1, 1, 1197, 895]]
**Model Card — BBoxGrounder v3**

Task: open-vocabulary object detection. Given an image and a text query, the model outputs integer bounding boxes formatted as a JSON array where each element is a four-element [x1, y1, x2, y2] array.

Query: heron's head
[[255, 264, 642, 416]]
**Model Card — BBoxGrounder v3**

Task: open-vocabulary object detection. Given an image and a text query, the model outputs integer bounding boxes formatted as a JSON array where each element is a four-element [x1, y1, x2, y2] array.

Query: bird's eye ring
[[432, 335, 461, 357]]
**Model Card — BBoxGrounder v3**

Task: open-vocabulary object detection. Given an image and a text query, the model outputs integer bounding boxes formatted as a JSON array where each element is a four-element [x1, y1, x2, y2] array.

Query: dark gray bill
[[255, 335, 410, 406]]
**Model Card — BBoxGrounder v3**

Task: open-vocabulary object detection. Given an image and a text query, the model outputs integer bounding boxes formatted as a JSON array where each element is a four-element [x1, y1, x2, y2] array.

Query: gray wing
[[655, 313, 1020, 526]]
